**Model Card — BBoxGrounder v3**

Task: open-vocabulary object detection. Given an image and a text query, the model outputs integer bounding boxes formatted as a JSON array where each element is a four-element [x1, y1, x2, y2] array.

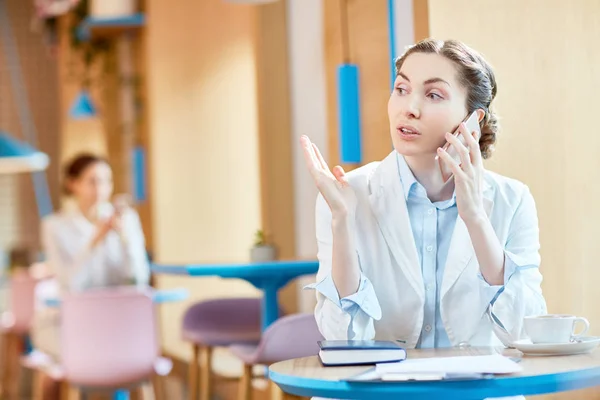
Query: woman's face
[[388, 52, 470, 158], [69, 162, 114, 207]]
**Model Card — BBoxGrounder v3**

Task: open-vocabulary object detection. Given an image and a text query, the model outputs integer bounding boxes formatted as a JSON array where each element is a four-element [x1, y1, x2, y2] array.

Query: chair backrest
[[7, 271, 37, 333], [255, 313, 324, 364], [61, 287, 159, 387]]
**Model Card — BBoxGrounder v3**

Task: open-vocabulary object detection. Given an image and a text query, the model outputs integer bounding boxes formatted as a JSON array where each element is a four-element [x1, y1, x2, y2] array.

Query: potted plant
[[250, 230, 277, 263], [32, 0, 82, 55], [34, 0, 112, 73]]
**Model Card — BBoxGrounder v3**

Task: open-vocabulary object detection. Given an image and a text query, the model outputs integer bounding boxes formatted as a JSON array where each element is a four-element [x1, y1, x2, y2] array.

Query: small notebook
[[318, 340, 407, 366]]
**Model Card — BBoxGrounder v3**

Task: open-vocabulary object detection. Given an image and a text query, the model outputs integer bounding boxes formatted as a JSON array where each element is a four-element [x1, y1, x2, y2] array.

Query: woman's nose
[[404, 97, 421, 119]]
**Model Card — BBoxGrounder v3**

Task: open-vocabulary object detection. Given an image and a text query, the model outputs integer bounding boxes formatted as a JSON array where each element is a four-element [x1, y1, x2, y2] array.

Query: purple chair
[[229, 313, 323, 400], [182, 298, 265, 400], [28, 287, 171, 399]]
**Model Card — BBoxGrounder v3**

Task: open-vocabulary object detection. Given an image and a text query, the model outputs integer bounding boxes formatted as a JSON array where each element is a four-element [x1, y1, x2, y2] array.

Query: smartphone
[[437, 110, 481, 183]]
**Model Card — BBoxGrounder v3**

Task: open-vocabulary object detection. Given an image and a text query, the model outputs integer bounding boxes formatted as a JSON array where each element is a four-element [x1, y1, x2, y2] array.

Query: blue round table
[[269, 347, 600, 399], [150, 260, 319, 330], [43, 287, 189, 307]]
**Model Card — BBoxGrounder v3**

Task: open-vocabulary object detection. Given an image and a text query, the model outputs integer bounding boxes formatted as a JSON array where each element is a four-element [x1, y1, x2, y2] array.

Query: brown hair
[[395, 39, 498, 159], [63, 153, 110, 195]]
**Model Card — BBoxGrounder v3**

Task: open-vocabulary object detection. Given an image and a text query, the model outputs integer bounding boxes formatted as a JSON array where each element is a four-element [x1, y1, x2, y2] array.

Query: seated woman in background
[[43, 153, 149, 292], [32, 153, 149, 358]]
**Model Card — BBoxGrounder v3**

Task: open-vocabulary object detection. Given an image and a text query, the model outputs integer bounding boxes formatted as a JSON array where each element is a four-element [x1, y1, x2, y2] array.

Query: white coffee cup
[[524, 314, 590, 344]]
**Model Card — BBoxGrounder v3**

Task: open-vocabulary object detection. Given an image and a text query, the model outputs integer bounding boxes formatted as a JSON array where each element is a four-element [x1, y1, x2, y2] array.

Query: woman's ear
[[476, 108, 486, 123], [63, 178, 75, 196]]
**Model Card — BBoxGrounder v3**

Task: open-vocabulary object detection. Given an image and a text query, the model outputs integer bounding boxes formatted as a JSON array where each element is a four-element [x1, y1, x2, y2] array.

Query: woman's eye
[[396, 87, 407, 95], [427, 92, 443, 100]]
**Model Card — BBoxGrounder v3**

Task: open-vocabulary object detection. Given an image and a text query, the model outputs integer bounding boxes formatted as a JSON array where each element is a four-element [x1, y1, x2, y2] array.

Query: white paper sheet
[[376, 354, 522, 375]]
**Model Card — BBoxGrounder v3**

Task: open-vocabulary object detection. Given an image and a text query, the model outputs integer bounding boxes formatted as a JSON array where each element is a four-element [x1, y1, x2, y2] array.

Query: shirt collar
[[396, 152, 457, 208], [396, 153, 419, 200]]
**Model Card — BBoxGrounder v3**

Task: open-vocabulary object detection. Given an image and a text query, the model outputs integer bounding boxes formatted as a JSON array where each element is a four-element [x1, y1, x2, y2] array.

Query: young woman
[[303, 39, 546, 350], [32, 153, 149, 358], [43, 153, 149, 293]]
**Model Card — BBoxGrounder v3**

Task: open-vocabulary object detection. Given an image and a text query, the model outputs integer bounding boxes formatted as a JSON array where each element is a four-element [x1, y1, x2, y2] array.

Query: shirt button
[[426, 283, 434, 291], [427, 209, 434, 215], [426, 245, 433, 252], [424, 325, 432, 332]]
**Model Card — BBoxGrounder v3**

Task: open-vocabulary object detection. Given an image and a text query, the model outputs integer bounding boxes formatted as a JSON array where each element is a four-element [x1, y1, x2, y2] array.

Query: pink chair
[[229, 313, 323, 400], [182, 298, 265, 400], [0, 270, 37, 400], [31, 287, 171, 399]]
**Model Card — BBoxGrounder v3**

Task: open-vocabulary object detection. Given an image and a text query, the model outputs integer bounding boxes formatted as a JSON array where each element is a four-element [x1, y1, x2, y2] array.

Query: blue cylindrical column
[[337, 64, 362, 164]]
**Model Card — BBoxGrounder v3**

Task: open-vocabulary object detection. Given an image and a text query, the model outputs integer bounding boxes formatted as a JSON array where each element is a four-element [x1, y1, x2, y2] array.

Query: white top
[[308, 151, 546, 348], [41, 200, 150, 293]]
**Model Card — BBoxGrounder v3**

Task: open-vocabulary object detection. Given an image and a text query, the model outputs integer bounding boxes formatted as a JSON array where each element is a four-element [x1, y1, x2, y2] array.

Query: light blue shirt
[[396, 154, 457, 348], [309, 154, 517, 345]]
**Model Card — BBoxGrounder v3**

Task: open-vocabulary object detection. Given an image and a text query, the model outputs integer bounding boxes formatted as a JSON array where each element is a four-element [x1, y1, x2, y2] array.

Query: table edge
[[269, 360, 600, 398]]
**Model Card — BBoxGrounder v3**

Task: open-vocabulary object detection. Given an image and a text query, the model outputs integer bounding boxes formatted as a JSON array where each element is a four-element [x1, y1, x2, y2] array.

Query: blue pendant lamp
[[69, 89, 97, 119], [0, 132, 49, 174], [387, 0, 397, 89], [337, 0, 362, 164]]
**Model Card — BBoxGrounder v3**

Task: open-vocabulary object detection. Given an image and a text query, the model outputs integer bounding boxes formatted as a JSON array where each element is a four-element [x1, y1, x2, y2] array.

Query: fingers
[[107, 214, 118, 228], [98, 219, 113, 235], [300, 136, 322, 178], [301, 136, 351, 192], [444, 128, 473, 174], [460, 122, 483, 167], [332, 166, 349, 187], [312, 143, 330, 172], [437, 146, 466, 180]]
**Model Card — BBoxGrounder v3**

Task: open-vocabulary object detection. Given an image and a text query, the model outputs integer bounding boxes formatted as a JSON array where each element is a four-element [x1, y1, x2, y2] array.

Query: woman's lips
[[396, 125, 421, 140]]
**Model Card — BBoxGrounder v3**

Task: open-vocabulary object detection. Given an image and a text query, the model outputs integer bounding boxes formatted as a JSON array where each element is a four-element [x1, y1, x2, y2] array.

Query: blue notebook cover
[[318, 340, 404, 350], [318, 340, 406, 366]]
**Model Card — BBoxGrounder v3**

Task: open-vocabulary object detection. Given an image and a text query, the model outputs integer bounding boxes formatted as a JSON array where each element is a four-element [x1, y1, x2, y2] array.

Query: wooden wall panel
[[412, 0, 429, 42], [145, 0, 262, 362]]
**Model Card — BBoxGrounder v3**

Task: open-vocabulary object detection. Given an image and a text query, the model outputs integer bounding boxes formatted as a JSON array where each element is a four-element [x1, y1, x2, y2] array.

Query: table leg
[[262, 284, 280, 331]]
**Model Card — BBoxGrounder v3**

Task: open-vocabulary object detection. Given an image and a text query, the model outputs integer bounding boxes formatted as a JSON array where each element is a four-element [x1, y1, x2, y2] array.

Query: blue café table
[[150, 260, 319, 330], [269, 346, 600, 399], [43, 287, 189, 307]]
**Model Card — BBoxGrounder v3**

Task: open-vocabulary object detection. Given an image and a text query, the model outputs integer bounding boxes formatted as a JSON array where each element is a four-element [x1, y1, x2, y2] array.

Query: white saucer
[[511, 337, 600, 356]]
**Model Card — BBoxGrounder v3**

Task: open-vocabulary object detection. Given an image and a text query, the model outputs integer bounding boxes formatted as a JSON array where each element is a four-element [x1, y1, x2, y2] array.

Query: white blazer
[[313, 151, 547, 348], [41, 200, 150, 293]]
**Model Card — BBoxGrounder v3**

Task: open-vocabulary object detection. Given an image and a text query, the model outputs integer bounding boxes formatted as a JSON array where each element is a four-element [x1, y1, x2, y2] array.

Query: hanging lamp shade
[[69, 90, 97, 119], [0, 132, 49, 174], [337, 64, 362, 163], [336, 0, 362, 164]]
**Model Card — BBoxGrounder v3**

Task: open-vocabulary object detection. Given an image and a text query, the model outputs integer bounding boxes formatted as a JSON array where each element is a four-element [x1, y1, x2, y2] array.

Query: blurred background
[[0, 0, 599, 399]]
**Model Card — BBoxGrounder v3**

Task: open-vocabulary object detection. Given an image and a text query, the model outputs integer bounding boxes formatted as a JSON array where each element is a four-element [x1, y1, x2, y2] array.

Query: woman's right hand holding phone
[[300, 135, 357, 220]]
